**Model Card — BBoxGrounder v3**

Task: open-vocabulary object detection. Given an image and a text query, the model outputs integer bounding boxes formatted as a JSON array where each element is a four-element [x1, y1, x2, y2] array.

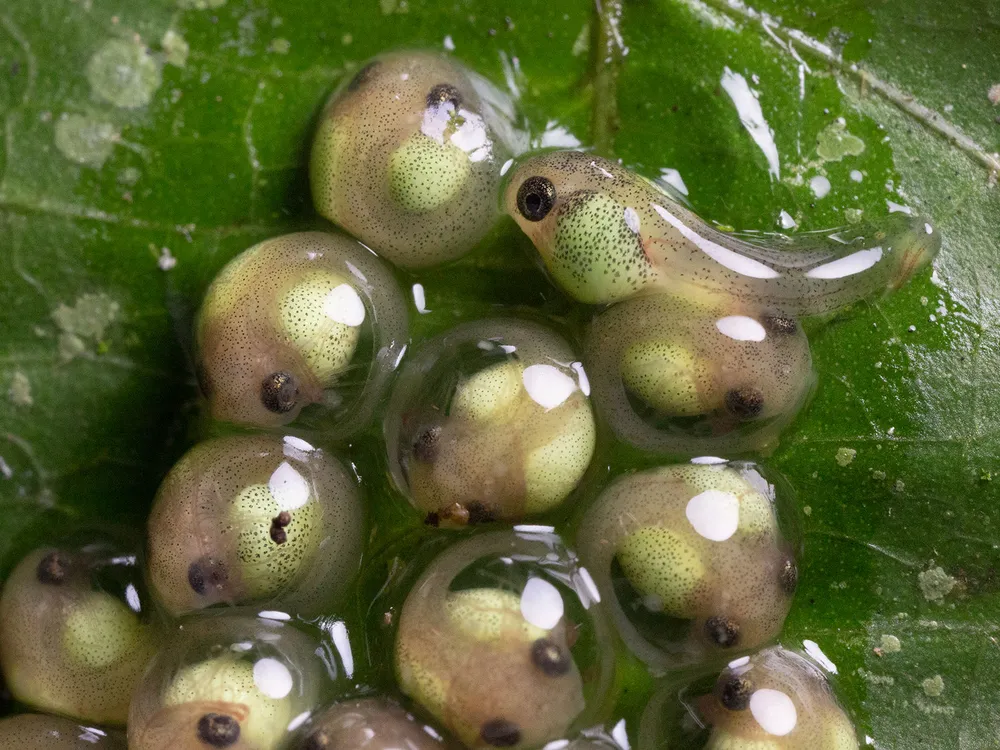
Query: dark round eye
[[531, 637, 571, 677], [720, 676, 753, 711], [480, 719, 521, 747], [762, 315, 798, 336], [704, 615, 740, 648], [260, 371, 299, 414], [516, 176, 556, 222], [347, 61, 380, 92], [197, 713, 241, 747], [187, 556, 229, 596], [466, 502, 498, 525], [780, 556, 798, 594], [269, 511, 292, 545], [36, 551, 71, 585], [724, 386, 764, 420], [412, 425, 442, 462], [427, 83, 462, 109]]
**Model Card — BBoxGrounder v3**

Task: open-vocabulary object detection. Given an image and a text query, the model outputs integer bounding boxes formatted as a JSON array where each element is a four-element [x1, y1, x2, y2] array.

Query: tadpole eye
[[531, 638, 571, 677], [35, 551, 71, 585], [762, 315, 798, 336], [187, 557, 229, 596], [780, 556, 798, 594], [720, 676, 753, 711], [197, 713, 241, 747], [260, 371, 299, 414], [427, 83, 462, 109], [347, 61, 380, 92], [480, 719, 522, 747], [724, 386, 764, 420], [704, 615, 740, 648], [516, 176, 556, 222]]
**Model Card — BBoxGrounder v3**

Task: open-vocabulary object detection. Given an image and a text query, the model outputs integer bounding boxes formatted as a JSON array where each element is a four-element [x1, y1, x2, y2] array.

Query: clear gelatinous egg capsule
[[310, 51, 524, 268], [147, 434, 364, 618], [638, 647, 860, 750], [384, 319, 597, 526], [0, 714, 126, 748], [503, 150, 939, 315], [394, 529, 615, 750], [196, 231, 408, 432], [577, 462, 799, 670], [128, 614, 323, 750], [0, 538, 159, 725], [585, 295, 813, 454], [295, 697, 456, 750]]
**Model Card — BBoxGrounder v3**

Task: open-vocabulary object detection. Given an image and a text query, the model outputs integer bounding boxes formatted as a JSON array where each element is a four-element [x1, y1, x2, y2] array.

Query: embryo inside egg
[[384, 319, 596, 526]]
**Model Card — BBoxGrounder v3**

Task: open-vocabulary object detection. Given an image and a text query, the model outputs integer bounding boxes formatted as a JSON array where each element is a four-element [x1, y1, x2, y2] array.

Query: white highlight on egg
[[809, 175, 831, 198], [253, 657, 293, 699], [522, 364, 577, 409], [750, 688, 798, 736], [520, 577, 564, 630], [624, 206, 641, 234], [715, 315, 767, 342], [686, 489, 740, 542], [720, 67, 781, 180], [805, 247, 883, 279], [324, 284, 366, 326], [269, 461, 311, 510], [803, 639, 838, 673]]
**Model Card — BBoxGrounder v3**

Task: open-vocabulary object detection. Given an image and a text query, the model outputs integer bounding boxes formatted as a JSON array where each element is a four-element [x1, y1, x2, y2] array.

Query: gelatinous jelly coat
[[297, 697, 455, 750], [311, 51, 524, 268], [0, 714, 126, 748], [0, 543, 158, 725], [384, 319, 596, 525], [503, 150, 939, 315], [577, 463, 798, 671], [197, 231, 408, 432], [395, 531, 614, 750], [585, 295, 813, 454], [128, 615, 323, 750], [147, 434, 364, 618], [699, 648, 859, 749]]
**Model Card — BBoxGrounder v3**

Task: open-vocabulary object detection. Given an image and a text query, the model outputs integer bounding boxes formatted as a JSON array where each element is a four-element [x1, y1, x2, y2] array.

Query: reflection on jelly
[[394, 530, 615, 750], [503, 150, 939, 315], [585, 294, 813, 455], [196, 231, 408, 433], [0, 536, 159, 725], [295, 697, 456, 750], [0, 714, 126, 748], [384, 319, 596, 525], [638, 647, 860, 750], [577, 462, 799, 671], [311, 51, 525, 268], [128, 615, 325, 750], [147, 434, 364, 618]]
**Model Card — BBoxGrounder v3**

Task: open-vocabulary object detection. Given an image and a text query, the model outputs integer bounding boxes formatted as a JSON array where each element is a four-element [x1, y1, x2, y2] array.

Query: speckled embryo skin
[[311, 51, 524, 268], [577, 462, 798, 671], [196, 231, 408, 433], [295, 697, 455, 750], [146, 434, 364, 618], [585, 295, 814, 454], [384, 319, 596, 526], [0, 714, 125, 748], [503, 150, 939, 315], [394, 530, 615, 750], [0, 542, 158, 725]]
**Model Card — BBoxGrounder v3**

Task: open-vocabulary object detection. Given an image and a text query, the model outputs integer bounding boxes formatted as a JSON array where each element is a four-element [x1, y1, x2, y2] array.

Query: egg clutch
[[0, 50, 938, 750]]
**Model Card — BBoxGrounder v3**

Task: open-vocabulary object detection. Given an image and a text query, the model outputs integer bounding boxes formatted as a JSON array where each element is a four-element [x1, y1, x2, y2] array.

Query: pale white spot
[[157, 247, 177, 270], [576, 566, 601, 606], [716, 315, 767, 342], [720, 67, 780, 180], [268, 461, 311, 510], [287, 712, 312, 732], [283, 435, 314, 453], [691, 456, 728, 465], [535, 120, 582, 149], [412, 283, 429, 314], [623, 206, 641, 234], [423, 726, 444, 741], [778, 209, 797, 229], [805, 247, 883, 279], [887, 200, 913, 214], [803, 639, 838, 673], [924, 223, 934, 235], [231, 641, 253, 652], [570, 361, 591, 396], [728, 655, 751, 669], [659, 167, 688, 195], [443, 35, 455, 51], [125, 584, 141, 613], [513, 524, 556, 534], [612, 719, 631, 750], [543, 741, 570, 750], [323, 284, 366, 326], [258, 610, 292, 621], [651, 202, 780, 279], [809, 174, 831, 198], [850, 169, 864, 182], [522, 364, 577, 409], [330, 620, 354, 678], [499, 344, 517, 354], [686, 490, 740, 542], [520, 577, 564, 630], [500, 158, 514, 176], [750, 689, 798, 736], [594, 164, 615, 180], [253, 658, 293, 699]]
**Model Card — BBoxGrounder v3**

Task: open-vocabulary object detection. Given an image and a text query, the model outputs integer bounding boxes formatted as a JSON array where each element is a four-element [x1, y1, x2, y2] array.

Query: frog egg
[[196, 231, 408, 432], [585, 295, 813, 455], [147, 434, 364, 618], [310, 51, 525, 268], [0, 714, 126, 748], [577, 462, 799, 671], [384, 319, 597, 526], [0, 539, 159, 725], [394, 530, 615, 750], [296, 697, 456, 750], [128, 614, 323, 750], [639, 648, 860, 750]]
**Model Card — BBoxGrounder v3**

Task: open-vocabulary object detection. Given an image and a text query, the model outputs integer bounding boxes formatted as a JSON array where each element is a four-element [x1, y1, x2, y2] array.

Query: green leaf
[[0, 0, 998, 746]]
